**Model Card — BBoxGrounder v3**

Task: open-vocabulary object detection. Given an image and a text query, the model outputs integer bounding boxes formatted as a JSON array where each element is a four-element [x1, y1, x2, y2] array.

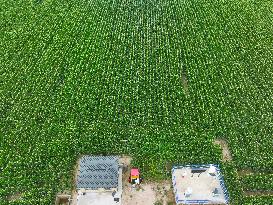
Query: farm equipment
[[128, 168, 142, 185]]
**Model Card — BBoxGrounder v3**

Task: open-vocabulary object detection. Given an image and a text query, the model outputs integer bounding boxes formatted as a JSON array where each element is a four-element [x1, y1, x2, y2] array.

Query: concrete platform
[[172, 165, 229, 204], [77, 192, 121, 205]]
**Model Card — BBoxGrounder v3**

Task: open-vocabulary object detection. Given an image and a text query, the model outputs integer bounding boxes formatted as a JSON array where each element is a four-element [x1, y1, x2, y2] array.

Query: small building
[[172, 164, 229, 204], [76, 155, 123, 205]]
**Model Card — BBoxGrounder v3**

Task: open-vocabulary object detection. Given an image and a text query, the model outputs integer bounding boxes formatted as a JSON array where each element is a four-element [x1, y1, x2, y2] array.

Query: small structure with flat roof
[[172, 164, 229, 204], [76, 155, 123, 205]]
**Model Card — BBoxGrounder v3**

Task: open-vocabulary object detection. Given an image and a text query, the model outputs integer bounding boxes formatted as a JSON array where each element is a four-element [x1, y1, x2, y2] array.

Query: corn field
[[1, 0, 273, 204]]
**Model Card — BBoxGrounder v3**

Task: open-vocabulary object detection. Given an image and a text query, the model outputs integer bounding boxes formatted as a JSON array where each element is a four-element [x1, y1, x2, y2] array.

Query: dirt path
[[244, 191, 273, 196], [7, 192, 23, 202], [119, 155, 132, 168], [214, 139, 232, 162], [181, 70, 189, 95], [69, 156, 82, 205], [237, 169, 254, 176], [122, 181, 174, 205]]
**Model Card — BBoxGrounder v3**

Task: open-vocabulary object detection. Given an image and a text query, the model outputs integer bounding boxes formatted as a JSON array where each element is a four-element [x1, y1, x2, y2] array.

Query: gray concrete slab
[[77, 192, 121, 205]]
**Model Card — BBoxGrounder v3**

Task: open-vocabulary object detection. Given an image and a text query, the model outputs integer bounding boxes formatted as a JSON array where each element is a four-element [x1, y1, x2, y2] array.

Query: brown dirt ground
[[181, 71, 189, 95], [121, 156, 175, 205], [73, 156, 82, 186], [214, 139, 232, 162], [63, 156, 81, 205], [244, 191, 273, 196], [7, 192, 23, 202], [237, 169, 254, 176], [154, 181, 176, 205], [57, 196, 70, 205], [70, 190, 78, 205], [119, 155, 132, 167], [237, 169, 273, 176], [122, 181, 174, 205]]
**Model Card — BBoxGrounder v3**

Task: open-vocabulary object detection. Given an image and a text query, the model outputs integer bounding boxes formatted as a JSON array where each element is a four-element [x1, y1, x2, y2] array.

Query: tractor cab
[[129, 168, 142, 185]]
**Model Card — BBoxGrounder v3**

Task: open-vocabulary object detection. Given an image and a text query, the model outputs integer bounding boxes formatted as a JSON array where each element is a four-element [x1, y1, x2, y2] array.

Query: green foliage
[[242, 195, 273, 205], [241, 174, 273, 191], [220, 163, 243, 204], [1, 0, 273, 204]]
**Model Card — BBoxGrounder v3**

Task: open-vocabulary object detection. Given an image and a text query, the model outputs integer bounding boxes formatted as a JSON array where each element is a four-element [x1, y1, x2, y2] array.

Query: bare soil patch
[[244, 190, 273, 196], [181, 70, 189, 95], [214, 139, 232, 161], [119, 155, 132, 167], [121, 156, 174, 205], [120, 155, 132, 184], [237, 169, 254, 176], [73, 156, 82, 186], [237, 169, 273, 176], [55, 194, 71, 205], [7, 192, 23, 202], [154, 181, 175, 205], [122, 181, 173, 205], [122, 183, 157, 205], [63, 156, 81, 205]]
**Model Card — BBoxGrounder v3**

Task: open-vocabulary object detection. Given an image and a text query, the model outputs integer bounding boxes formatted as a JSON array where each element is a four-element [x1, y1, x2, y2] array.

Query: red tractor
[[128, 168, 143, 185]]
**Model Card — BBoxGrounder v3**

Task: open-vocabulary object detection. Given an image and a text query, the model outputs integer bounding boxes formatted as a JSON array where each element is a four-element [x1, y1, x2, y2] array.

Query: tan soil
[[214, 139, 232, 161], [237, 169, 254, 176], [181, 71, 189, 95], [55, 195, 70, 205], [121, 156, 174, 205], [7, 192, 23, 202], [119, 155, 132, 167], [65, 156, 81, 205], [73, 156, 82, 186], [154, 181, 175, 205], [122, 181, 174, 205], [122, 183, 157, 205], [244, 191, 273, 196]]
